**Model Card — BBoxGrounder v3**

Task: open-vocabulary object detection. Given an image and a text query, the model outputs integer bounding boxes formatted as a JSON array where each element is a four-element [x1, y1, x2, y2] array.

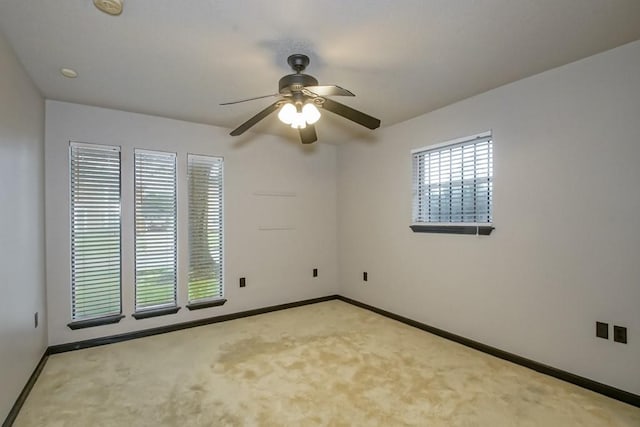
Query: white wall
[[338, 41, 640, 394], [0, 32, 46, 420], [45, 101, 338, 345]]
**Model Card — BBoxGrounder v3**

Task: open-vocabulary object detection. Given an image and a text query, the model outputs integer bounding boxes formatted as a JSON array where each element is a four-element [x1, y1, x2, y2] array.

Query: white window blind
[[413, 134, 493, 224], [188, 154, 224, 303], [134, 150, 178, 312], [70, 142, 122, 321]]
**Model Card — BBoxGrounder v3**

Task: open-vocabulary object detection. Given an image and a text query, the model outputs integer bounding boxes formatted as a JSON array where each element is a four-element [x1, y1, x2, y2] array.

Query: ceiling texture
[[1, 0, 640, 144]]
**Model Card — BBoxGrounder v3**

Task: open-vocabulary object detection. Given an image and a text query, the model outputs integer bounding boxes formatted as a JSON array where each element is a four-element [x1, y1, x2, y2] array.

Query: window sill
[[67, 314, 125, 330], [410, 225, 495, 235], [132, 306, 181, 320], [186, 299, 227, 311]]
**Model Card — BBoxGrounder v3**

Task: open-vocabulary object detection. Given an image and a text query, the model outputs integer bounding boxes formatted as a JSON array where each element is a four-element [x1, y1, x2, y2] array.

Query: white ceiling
[[1, 0, 640, 144]]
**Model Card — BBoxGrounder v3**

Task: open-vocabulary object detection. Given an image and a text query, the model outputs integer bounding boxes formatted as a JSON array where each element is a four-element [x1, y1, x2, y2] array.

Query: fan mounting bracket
[[287, 54, 310, 73]]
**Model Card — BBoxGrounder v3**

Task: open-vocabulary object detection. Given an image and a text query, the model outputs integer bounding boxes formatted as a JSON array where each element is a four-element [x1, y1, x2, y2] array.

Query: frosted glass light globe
[[302, 103, 321, 124], [291, 113, 307, 129], [278, 103, 296, 125]]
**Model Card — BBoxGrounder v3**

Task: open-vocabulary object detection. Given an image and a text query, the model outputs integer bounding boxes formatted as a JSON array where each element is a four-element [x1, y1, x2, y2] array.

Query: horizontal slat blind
[[70, 142, 121, 320], [188, 154, 224, 303], [413, 135, 493, 224], [134, 150, 178, 311]]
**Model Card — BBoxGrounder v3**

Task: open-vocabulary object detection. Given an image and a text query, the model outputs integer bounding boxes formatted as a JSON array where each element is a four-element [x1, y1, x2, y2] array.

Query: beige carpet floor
[[15, 300, 640, 426]]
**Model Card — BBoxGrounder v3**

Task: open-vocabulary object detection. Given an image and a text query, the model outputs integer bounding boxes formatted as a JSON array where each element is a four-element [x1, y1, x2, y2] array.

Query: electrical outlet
[[239, 277, 246, 288], [613, 325, 627, 344], [313, 268, 318, 278], [596, 321, 608, 339], [363, 272, 368, 282], [34, 312, 38, 328]]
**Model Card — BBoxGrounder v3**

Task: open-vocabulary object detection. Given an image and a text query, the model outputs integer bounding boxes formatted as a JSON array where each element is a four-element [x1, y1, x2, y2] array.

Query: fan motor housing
[[279, 74, 318, 95]]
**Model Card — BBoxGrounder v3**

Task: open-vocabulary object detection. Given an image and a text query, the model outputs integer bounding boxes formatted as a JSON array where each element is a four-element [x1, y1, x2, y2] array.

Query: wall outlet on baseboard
[[34, 312, 38, 328], [313, 268, 318, 278], [613, 325, 627, 344], [239, 277, 246, 288]]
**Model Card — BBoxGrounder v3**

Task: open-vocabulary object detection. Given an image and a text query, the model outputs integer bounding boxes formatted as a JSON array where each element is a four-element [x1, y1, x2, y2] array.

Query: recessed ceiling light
[[60, 68, 78, 78], [93, 0, 123, 16]]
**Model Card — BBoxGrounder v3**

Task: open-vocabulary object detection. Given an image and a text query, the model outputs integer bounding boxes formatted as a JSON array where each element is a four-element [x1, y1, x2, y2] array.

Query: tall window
[[412, 132, 493, 225], [69, 142, 122, 322], [188, 154, 224, 305], [134, 150, 178, 314]]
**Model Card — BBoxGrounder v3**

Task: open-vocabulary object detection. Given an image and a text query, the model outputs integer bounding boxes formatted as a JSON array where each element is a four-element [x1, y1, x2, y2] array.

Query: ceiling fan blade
[[229, 101, 281, 136], [220, 94, 279, 106], [299, 124, 318, 144], [320, 97, 381, 130], [304, 85, 354, 97]]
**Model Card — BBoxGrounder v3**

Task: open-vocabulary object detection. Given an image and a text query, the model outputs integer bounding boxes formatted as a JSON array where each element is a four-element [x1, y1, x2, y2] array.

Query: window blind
[[70, 142, 122, 321], [188, 154, 224, 303], [134, 150, 178, 312], [413, 135, 493, 224]]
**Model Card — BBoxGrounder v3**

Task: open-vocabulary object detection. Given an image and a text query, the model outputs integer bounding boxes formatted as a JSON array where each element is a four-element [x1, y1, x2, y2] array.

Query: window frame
[[186, 153, 226, 311], [133, 148, 180, 319], [67, 141, 124, 329], [411, 131, 494, 235]]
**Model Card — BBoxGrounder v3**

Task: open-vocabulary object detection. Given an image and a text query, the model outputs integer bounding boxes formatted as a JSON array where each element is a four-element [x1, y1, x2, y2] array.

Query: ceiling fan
[[221, 54, 381, 144]]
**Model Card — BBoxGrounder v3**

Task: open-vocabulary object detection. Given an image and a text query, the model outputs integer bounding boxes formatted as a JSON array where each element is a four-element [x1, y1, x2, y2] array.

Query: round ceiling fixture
[[60, 68, 78, 78], [93, 0, 123, 16]]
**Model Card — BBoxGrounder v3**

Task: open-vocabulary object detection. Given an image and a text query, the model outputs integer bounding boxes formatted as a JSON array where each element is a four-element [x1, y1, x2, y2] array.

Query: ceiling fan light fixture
[[225, 54, 380, 143], [278, 102, 320, 129]]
